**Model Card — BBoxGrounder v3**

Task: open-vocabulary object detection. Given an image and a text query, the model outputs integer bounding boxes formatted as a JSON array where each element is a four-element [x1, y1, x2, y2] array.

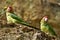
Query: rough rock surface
[[0, 0, 60, 40], [0, 26, 58, 40]]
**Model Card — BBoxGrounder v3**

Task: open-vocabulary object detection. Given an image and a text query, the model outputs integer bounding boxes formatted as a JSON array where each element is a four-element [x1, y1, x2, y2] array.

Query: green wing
[[9, 13, 29, 25], [46, 23, 57, 36]]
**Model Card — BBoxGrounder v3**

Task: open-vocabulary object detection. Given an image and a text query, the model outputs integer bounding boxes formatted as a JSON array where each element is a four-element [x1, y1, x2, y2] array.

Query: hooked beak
[[44, 17, 48, 21]]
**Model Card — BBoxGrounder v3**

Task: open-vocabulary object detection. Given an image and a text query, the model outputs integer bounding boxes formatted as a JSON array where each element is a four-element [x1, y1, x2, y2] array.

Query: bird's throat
[[41, 19, 47, 26]]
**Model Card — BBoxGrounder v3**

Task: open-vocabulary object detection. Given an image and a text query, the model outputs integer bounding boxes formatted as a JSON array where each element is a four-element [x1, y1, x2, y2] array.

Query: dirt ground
[[0, 0, 60, 40]]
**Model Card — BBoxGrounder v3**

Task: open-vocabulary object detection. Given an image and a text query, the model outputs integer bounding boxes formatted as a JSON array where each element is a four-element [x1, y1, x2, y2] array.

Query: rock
[[0, 0, 60, 40]]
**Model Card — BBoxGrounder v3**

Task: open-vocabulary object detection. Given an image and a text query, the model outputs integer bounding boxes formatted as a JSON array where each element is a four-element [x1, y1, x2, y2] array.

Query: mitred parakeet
[[40, 16, 57, 36], [5, 6, 29, 26]]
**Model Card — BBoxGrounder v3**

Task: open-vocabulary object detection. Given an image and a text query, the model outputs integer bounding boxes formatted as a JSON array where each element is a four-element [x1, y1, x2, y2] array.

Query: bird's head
[[42, 16, 48, 22], [6, 6, 13, 12]]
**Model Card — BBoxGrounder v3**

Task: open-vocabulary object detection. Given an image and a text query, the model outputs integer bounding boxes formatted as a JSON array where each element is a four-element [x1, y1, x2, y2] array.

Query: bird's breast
[[41, 24, 49, 33], [6, 12, 16, 23]]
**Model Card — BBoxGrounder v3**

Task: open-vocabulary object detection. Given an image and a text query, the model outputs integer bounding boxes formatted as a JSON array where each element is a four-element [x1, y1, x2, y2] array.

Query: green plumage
[[6, 12, 29, 25], [6, 12, 16, 23], [40, 18, 57, 36]]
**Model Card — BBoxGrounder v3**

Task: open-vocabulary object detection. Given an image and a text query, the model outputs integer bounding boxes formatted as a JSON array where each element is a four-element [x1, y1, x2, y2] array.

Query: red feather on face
[[7, 6, 13, 12]]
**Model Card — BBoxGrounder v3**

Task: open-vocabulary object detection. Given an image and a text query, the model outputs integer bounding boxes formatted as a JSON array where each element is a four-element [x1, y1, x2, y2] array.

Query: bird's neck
[[6, 11, 13, 16], [40, 19, 47, 26], [6, 10, 13, 13]]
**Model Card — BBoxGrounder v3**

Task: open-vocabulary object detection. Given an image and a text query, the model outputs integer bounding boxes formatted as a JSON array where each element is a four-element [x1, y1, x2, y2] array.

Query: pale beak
[[44, 18, 48, 21]]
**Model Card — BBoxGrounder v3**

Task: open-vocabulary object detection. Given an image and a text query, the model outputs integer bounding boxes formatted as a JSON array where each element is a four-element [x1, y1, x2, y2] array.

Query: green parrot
[[5, 6, 29, 26], [40, 16, 57, 36]]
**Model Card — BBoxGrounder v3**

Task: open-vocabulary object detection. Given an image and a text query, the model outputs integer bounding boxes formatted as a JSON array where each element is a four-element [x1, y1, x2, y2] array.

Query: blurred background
[[0, 0, 60, 39]]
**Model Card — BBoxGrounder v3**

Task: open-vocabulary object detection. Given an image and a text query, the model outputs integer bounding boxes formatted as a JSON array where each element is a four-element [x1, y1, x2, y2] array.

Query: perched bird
[[40, 16, 57, 36], [5, 6, 29, 26]]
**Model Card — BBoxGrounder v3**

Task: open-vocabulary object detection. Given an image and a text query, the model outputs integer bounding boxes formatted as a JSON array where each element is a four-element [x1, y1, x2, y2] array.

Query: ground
[[0, 0, 60, 40]]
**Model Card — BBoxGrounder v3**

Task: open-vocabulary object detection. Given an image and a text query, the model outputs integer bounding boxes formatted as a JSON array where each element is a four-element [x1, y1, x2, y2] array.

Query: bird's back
[[47, 23, 57, 36]]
